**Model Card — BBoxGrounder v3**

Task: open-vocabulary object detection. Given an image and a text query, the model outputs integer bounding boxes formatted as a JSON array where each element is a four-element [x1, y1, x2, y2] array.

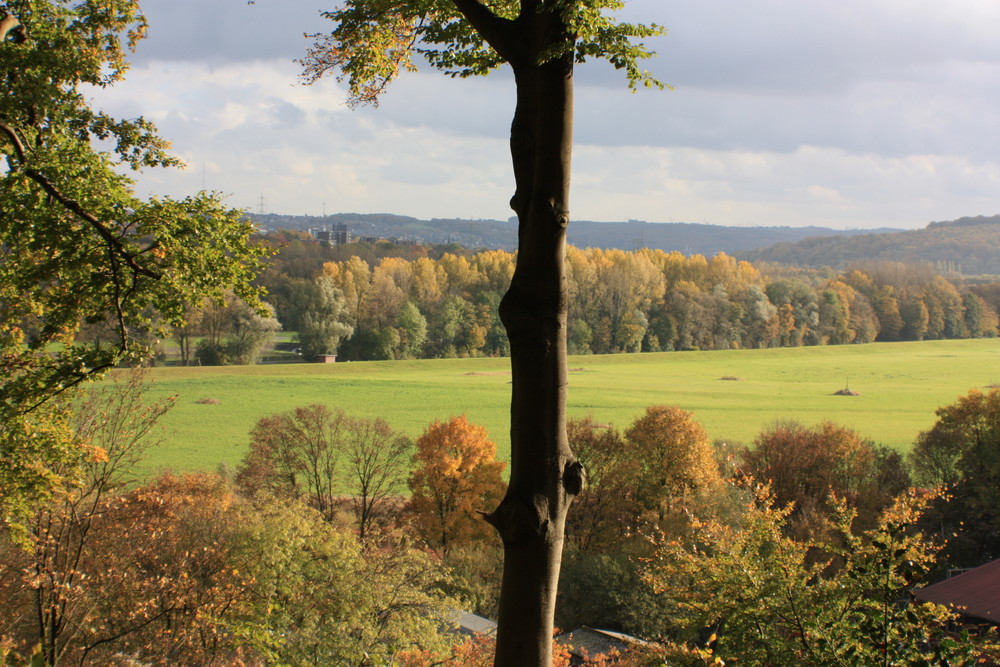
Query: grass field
[[129, 338, 1000, 477]]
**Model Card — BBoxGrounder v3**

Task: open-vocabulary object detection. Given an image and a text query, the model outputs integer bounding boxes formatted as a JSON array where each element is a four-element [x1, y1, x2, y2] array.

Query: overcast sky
[[88, 0, 1000, 229]]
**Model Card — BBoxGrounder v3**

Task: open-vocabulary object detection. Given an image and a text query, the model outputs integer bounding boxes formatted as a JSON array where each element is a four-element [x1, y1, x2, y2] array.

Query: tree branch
[[449, 0, 518, 63], [0, 120, 161, 281], [0, 13, 24, 43]]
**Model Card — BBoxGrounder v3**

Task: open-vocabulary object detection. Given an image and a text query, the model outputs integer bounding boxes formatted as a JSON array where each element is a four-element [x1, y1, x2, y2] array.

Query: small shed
[[315, 354, 338, 364], [449, 610, 497, 638], [915, 558, 1000, 624]]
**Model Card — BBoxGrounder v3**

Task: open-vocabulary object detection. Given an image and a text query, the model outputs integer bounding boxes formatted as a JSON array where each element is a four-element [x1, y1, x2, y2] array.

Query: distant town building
[[332, 223, 349, 245], [308, 223, 351, 245]]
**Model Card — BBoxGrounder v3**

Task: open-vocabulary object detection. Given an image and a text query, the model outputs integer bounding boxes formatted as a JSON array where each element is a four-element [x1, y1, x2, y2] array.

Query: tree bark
[[0, 13, 22, 43], [484, 13, 583, 667]]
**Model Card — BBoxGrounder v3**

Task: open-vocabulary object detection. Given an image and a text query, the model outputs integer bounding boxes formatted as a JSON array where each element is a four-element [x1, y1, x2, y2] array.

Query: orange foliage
[[2, 472, 259, 666], [81, 473, 257, 664], [408, 416, 506, 555], [740, 420, 909, 538], [397, 633, 495, 667], [743, 420, 875, 511], [397, 631, 577, 667]]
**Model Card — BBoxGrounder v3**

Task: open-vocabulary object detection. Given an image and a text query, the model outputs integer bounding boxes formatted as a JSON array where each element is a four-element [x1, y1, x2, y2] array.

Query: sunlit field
[[129, 338, 1000, 477]]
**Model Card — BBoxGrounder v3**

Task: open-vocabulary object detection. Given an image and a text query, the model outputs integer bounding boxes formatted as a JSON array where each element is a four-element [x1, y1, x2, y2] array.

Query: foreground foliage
[[642, 486, 993, 666], [2, 471, 457, 666], [7, 387, 1000, 664], [0, 0, 265, 406], [912, 387, 1000, 568]]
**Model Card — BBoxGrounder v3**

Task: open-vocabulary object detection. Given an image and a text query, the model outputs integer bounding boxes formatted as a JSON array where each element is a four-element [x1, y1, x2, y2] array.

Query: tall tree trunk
[[486, 28, 584, 667]]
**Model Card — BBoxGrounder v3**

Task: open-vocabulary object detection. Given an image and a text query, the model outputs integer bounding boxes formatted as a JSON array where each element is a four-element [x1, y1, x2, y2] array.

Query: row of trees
[[5, 372, 1000, 664], [244, 246, 1000, 363]]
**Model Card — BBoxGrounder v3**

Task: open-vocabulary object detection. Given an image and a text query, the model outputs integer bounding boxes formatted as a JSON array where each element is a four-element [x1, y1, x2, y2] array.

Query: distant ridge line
[[251, 212, 906, 258]]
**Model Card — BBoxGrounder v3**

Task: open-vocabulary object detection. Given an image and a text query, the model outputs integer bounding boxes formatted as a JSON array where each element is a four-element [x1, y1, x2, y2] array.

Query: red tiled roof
[[915, 559, 1000, 624]]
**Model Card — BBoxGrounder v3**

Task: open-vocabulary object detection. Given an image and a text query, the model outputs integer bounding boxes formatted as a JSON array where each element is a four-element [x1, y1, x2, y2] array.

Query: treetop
[[300, 0, 665, 106]]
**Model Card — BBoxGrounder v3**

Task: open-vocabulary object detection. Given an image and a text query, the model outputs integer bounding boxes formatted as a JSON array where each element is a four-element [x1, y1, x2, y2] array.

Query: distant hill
[[252, 212, 898, 257], [735, 215, 1000, 275], [567, 220, 899, 255]]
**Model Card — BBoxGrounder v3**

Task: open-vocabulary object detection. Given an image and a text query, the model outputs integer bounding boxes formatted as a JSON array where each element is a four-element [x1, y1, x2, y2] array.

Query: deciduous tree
[[0, 0, 265, 410], [238, 405, 412, 537], [624, 405, 721, 516], [912, 387, 1000, 566], [297, 276, 354, 360], [408, 416, 506, 557], [342, 415, 410, 540], [563, 416, 641, 554], [0, 0, 264, 523], [742, 420, 909, 539], [238, 404, 345, 521], [302, 3, 663, 662], [7, 370, 171, 666]]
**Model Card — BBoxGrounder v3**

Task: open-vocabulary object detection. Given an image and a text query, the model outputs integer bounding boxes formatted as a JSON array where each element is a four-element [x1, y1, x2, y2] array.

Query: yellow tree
[[363, 263, 407, 329], [377, 256, 415, 298], [411, 256, 447, 308], [438, 252, 485, 299], [408, 416, 506, 557], [321, 255, 372, 323], [624, 405, 721, 515], [472, 249, 517, 295]]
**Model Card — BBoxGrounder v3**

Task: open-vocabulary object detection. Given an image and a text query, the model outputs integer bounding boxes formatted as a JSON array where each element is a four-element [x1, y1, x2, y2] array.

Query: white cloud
[[78, 0, 1000, 229], [570, 144, 1000, 227]]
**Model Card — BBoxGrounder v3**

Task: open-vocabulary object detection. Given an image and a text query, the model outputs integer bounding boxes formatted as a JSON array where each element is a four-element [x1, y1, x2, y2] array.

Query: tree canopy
[[0, 0, 266, 414], [301, 0, 664, 107]]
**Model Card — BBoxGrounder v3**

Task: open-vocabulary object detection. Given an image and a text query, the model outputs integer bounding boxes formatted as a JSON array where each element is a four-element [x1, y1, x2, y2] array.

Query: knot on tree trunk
[[563, 460, 586, 496], [547, 198, 570, 229], [486, 494, 551, 546]]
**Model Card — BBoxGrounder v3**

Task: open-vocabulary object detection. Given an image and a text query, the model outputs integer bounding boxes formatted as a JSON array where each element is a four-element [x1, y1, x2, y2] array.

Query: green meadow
[[131, 338, 1000, 477]]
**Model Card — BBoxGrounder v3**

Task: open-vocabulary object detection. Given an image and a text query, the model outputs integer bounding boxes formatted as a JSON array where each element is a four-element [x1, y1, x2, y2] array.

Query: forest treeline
[[232, 232, 1000, 363], [4, 372, 998, 665]]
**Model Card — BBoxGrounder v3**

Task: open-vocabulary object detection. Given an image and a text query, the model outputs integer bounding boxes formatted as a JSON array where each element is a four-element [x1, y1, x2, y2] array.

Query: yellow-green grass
[[129, 338, 1000, 477]]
